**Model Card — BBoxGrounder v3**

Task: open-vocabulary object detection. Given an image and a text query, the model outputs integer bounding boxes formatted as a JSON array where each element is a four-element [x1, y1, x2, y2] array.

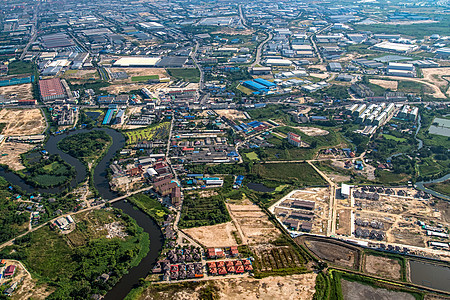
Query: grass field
[[382, 134, 407, 142], [245, 151, 259, 161], [237, 84, 254, 95], [124, 122, 170, 145], [252, 163, 326, 186], [167, 68, 200, 82], [131, 75, 159, 82], [127, 193, 170, 224], [7, 61, 34, 75], [425, 180, 450, 196]]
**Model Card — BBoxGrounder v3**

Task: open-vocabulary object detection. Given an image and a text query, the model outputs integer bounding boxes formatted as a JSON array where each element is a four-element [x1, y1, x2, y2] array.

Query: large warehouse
[[265, 58, 292, 66], [39, 78, 66, 102], [373, 41, 418, 53], [113, 57, 161, 67]]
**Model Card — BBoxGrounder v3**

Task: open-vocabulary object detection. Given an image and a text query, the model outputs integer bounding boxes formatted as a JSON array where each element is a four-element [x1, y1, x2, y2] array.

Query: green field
[[58, 130, 111, 163], [1, 209, 149, 299], [124, 122, 170, 145], [245, 151, 259, 161], [425, 180, 450, 196], [167, 68, 200, 82], [237, 84, 254, 95], [128, 193, 170, 224], [131, 75, 159, 82], [179, 191, 231, 228], [382, 134, 407, 142], [7, 60, 34, 75], [252, 163, 327, 186]]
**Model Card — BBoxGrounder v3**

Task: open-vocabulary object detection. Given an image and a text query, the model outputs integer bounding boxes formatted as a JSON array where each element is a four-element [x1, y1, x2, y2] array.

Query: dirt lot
[[0, 142, 35, 170], [214, 109, 248, 120], [0, 108, 46, 136], [211, 28, 255, 36], [61, 69, 98, 80], [369, 79, 398, 91], [182, 222, 239, 247], [1, 260, 53, 300], [309, 72, 329, 79], [227, 202, 281, 245], [0, 83, 33, 100], [295, 126, 329, 136], [380, 76, 447, 99], [336, 208, 352, 236], [110, 67, 168, 78], [301, 237, 360, 269], [341, 279, 415, 300], [364, 255, 402, 280], [139, 273, 317, 300]]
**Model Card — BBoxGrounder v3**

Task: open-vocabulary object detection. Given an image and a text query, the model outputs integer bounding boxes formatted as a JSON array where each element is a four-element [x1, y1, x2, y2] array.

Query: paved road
[[252, 32, 272, 67]]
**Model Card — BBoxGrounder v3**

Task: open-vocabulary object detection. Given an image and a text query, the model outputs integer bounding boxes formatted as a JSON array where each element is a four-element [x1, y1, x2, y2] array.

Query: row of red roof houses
[[206, 246, 239, 259], [207, 260, 253, 275]]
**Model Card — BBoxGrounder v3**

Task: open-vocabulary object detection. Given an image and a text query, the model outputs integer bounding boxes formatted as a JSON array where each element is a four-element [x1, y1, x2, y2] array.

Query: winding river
[[0, 128, 164, 299]]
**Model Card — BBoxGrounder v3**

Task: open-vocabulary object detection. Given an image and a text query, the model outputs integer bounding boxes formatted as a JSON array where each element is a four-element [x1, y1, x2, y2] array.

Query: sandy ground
[[364, 255, 401, 280], [309, 73, 329, 79], [0, 83, 33, 100], [295, 126, 329, 136], [101, 82, 171, 94], [182, 222, 239, 247], [0, 142, 35, 170], [215, 273, 317, 300], [378, 76, 447, 99], [227, 202, 281, 245], [1, 260, 53, 300], [341, 279, 415, 300], [110, 67, 168, 78], [139, 273, 317, 300], [307, 64, 327, 72], [62, 69, 98, 80], [421, 67, 450, 89], [0, 108, 46, 136], [211, 28, 255, 36], [214, 109, 248, 120], [369, 79, 398, 91]]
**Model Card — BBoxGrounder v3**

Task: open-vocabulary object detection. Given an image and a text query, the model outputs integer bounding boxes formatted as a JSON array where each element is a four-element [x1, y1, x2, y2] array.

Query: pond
[[247, 182, 275, 193], [409, 260, 450, 292]]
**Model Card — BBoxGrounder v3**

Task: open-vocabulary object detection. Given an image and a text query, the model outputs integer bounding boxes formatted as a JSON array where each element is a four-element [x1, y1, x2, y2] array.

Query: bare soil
[[227, 203, 281, 245], [139, 273, 317, 300], [341, 279, 415, 300], [295, 126, 329, 136], [364, 255, 402, 280], [0, 108, 46, 136], [421, 67, 450, 89], [0, 142, 35, 170], [214, 109, 248, 120], [369, 79, 398, 91], [182, 222, 239, 248], [302, 237, 359, 269], [0, 83, 33, 100]]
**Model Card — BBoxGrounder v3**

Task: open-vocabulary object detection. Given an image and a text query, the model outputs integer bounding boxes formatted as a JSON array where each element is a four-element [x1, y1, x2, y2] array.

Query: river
[[0, 128, 164, 299]]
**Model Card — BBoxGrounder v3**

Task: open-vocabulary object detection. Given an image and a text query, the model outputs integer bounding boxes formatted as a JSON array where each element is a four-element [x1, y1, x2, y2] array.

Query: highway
[[251, 32, 273, 67], [20, 3, 40, 60]]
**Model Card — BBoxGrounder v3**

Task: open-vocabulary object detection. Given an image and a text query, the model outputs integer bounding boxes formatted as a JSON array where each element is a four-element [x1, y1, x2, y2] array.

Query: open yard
[[0, 142, 35, 170], [253, 163, 327, 186], [341, 279, 415, 300], [227, 201, 281, 245], [136, 273, 317, 300], [369, 79, 398, 91], [0, 83, 33, 100], [214, 109, 248, 120], [364, 254, 402, 280], [295, 126, 329, 136], [182, 222, 238, 248], [0, 108, 46, 136]]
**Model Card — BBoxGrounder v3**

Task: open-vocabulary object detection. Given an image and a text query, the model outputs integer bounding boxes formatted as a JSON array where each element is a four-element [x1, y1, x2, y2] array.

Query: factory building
[[253, 78, 276, 89], [39, 78, 66, 102], [386, 62, 415, 77], [373, 41, 418, 53], [353, 104, 367, 117], [265, 58, 292, 66]]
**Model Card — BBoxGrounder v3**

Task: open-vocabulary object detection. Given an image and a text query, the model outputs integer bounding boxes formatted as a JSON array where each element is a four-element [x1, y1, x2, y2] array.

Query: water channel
[[0, 128, 164, 299]]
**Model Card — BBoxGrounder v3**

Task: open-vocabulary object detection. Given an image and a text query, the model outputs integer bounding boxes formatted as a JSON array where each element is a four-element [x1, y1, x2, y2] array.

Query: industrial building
[[39, 78, 66, 102], [113, 57, 161, 67], [386, 62, 415, 77], [253, 78, 276, 89], [265, 58, 292, 66], [373, 41, 418, 53]]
